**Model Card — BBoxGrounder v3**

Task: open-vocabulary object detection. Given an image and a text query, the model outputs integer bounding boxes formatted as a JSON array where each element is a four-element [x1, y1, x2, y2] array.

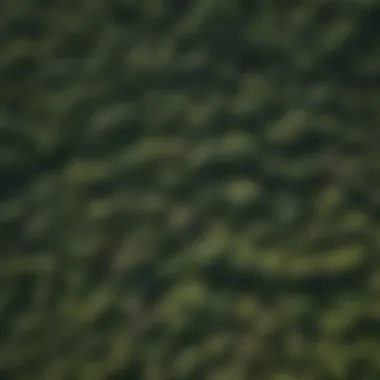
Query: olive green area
[[1, 1, 380, 379]]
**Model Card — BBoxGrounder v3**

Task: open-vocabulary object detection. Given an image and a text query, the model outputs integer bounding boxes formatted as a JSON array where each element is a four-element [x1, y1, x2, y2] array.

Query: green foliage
[[1, 1, 380, 379]]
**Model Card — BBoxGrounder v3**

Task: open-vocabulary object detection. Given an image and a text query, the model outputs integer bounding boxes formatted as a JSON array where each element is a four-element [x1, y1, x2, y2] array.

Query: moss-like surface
[[1, 1, 380, 379]]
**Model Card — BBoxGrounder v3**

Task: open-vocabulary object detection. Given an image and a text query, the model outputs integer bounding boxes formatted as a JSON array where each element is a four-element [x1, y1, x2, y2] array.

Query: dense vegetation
[[1, 1, 380, 379]]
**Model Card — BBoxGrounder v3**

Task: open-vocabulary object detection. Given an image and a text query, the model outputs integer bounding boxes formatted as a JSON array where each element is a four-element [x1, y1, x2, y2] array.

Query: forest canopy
[[1, 1, 380, 379]]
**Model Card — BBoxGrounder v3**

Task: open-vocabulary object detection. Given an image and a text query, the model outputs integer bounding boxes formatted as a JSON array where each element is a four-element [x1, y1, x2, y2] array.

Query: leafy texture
[[1, 1, 380, 379]]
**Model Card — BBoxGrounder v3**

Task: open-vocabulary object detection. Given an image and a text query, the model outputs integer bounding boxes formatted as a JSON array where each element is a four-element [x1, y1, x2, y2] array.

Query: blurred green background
[[1, 1, 380, 379]]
